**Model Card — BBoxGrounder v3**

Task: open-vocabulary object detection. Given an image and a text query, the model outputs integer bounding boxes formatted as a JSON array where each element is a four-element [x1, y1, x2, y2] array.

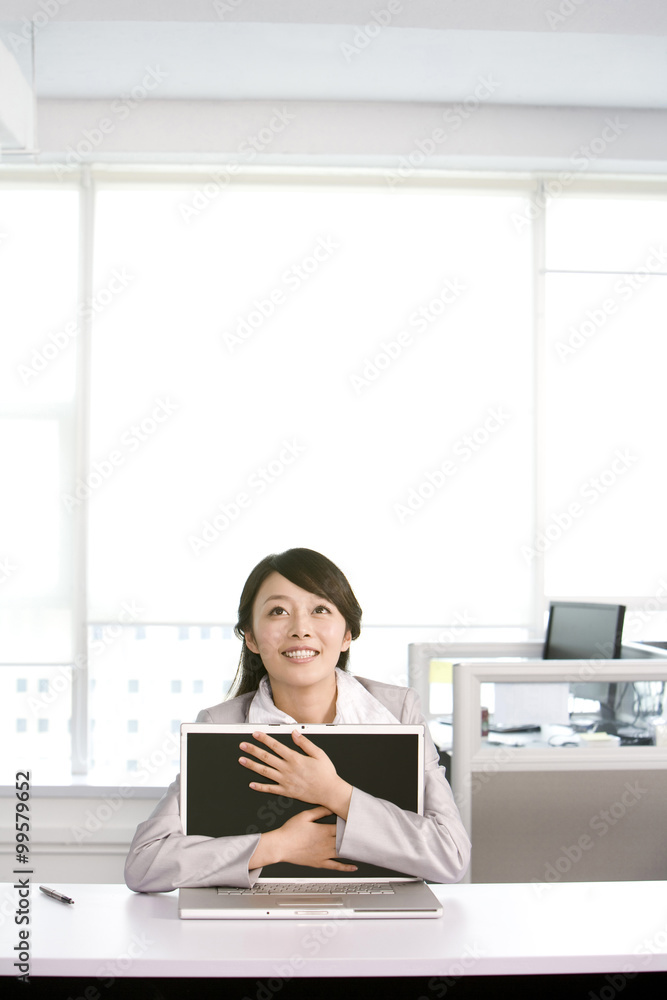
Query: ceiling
[[1, 0, 667, 110]]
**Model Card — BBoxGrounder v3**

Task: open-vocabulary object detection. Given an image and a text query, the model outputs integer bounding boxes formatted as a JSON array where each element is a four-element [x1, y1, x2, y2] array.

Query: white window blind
[[4, 170, 667, 782], [0, 186, 79, 664], [87, 177, 535, 628], [543, 194, 667, 601]]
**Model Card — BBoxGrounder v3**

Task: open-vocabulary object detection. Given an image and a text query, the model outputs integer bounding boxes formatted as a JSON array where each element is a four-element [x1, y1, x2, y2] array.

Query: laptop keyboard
[[217, 882, 395, 895]]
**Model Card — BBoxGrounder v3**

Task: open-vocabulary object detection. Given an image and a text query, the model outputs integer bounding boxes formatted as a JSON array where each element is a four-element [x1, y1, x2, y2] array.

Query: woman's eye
[[314, 605, 331, 614], [268, 607, 287, 616]]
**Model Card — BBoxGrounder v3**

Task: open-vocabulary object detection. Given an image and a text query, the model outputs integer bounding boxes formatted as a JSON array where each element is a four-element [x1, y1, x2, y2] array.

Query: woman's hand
[[239, 730, 353, 819], [251, 806, 358, 872]]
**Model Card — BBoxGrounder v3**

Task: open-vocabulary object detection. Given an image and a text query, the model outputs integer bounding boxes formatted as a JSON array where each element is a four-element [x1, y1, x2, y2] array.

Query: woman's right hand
[[249, 806, 358, 872]]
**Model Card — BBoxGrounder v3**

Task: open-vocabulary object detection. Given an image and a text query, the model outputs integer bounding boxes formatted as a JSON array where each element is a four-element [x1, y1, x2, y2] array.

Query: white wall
[[0, 791, 161, 885]]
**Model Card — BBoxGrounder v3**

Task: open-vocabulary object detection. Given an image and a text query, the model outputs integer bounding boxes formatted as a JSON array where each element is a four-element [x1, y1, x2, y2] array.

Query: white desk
[[2, 881, 667, 979]]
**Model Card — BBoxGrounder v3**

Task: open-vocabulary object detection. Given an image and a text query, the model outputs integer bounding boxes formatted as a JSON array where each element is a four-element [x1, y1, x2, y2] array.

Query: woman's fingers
[[279, 808, 358, 871], [238, 754, 275, 775], [300, 805, 332, 820], [290, 730, 322, 756], [238, 742, 269, 763], [238, 732, 305, 773], [241, 729, 324, 761], [240, 734, 342, 812], [247, 731, 293, 759]]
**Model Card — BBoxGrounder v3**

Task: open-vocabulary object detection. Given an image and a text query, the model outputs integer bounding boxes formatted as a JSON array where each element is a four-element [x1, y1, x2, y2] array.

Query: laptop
[[178, 723, 443, 919]]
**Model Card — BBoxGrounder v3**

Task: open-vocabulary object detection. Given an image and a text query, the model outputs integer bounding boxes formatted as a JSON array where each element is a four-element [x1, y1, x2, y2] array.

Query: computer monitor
[[543, 601, 626, 718], [543, 601, 625, 660]]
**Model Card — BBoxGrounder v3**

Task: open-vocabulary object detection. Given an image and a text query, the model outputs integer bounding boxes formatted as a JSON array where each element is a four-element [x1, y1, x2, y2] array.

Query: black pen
[[39, 885, 74, 905]]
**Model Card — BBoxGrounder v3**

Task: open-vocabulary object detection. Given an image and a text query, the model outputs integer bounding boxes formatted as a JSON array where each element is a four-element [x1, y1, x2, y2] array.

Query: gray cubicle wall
[[470, 767, 667, 883], [409, 641, 667, 884]]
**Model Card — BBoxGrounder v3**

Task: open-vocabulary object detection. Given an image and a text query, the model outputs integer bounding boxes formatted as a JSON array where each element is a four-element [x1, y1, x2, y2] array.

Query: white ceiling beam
[[1, 0, 667, 34], [35, 98, 667, 176]]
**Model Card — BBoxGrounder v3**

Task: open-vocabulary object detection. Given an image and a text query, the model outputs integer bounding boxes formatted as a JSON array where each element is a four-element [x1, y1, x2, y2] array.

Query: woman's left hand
[[239, 730, 352, 820]]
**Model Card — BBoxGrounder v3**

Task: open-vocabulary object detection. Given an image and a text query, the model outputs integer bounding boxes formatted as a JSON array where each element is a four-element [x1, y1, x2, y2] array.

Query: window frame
[[3, 164, 667, 789]]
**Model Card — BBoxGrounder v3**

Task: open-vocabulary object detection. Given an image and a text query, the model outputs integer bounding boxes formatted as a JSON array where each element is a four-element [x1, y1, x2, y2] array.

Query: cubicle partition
[[408, 643, 667, 885]]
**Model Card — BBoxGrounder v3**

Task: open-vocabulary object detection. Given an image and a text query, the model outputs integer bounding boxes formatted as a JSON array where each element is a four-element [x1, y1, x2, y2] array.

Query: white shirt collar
[[247, 667, 400, 724]]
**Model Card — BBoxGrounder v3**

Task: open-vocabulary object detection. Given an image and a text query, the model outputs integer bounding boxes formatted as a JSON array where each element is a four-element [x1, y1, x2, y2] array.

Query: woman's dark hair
[[227, 548, 362, 698]]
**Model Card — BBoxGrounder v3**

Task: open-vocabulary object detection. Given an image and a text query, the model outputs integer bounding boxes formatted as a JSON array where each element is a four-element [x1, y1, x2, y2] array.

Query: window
[[0, 185, 79, 669], [88, 177, 534, 628], [38, 719, 49, 733], [127, 719, 138, 733], [4, 168, 666, 783], [542, 193, 667, 623]]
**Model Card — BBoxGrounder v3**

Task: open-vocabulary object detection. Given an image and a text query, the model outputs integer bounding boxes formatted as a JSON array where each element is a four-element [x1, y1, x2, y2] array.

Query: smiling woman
[[243, 572, 352, 722], [230, 548, 362, 709], [124, 547, 471, 892]]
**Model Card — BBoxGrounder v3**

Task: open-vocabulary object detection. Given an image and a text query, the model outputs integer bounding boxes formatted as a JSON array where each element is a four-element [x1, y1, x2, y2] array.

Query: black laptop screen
[[184, 730, 421, 880]]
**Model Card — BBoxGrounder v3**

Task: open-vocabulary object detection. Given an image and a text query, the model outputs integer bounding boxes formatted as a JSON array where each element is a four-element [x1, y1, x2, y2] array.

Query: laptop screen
[[182, 725, 423, 880]]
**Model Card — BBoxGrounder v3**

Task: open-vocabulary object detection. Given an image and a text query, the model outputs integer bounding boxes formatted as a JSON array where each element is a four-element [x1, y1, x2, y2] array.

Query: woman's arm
[[124, 773, 263, 892], [334, 688, 471, 884], [236, 688, 470, 883], [125, 703, 269, 893], [124, 688, 469, 891], [248, 806, 357, 872], [335, 764, 470, 883], [125, 774, 358, 891]]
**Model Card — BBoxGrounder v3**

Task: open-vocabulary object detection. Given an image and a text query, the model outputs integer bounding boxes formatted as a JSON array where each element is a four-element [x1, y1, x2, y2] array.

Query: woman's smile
[[244, 572, 352, 710], [282, 647, 319, 661]]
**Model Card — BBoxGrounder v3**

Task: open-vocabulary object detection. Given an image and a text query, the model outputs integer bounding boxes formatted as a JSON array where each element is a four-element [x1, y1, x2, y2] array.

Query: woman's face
[[245, 572, 352, 697]]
